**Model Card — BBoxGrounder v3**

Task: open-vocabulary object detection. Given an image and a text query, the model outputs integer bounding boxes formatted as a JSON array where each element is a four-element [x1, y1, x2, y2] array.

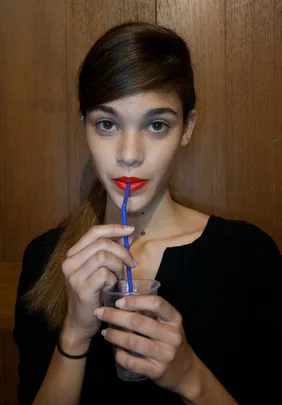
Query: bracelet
[[56, 331, 89, 359]]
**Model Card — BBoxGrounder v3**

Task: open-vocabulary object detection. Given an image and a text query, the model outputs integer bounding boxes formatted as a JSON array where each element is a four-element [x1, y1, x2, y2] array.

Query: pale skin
[[32, 93, 238, 405], [82, 91, 238, 404]]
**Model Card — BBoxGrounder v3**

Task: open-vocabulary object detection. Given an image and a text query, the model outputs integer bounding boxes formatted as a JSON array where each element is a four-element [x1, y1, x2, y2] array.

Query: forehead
[[105, 91, 182, 111]]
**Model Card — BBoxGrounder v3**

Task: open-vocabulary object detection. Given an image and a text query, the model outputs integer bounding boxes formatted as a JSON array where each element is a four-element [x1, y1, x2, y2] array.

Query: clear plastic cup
[[101, 279, 161, 381]]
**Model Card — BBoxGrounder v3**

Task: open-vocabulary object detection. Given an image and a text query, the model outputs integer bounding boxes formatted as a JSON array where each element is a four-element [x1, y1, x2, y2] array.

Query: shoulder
[[209, 215, 280, 254], [178, 206, 279, 254], [24, 226, 64, 259], [18, 226, 65, 297], [203, 216, 281, 276]]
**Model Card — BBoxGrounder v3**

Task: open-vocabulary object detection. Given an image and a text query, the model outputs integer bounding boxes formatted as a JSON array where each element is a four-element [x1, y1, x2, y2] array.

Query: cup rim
[[102, 278, 160, 296]]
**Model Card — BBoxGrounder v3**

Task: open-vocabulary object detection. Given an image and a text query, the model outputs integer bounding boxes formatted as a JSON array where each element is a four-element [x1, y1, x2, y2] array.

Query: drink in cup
[[102, 278, 160, 381]]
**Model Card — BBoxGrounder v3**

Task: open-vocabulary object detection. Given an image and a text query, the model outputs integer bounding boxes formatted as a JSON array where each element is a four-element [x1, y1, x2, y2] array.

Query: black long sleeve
[[13, 227, 63, 405], [13, 216, 282, 404]]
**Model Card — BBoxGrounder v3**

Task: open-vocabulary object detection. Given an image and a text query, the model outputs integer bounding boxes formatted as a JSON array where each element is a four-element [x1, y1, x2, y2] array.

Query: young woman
[[13, 21, 281, 405]]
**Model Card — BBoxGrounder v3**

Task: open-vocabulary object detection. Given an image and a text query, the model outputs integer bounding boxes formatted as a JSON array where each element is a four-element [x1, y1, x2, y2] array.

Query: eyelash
[[95, 120, 170, 135]]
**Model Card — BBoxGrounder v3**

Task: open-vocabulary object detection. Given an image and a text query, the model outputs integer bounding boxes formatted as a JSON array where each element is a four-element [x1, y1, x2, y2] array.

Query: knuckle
[[115, 348, 123, 364], [62, 258, 72, 275], [98, 238, 110, 250], [155, 361, 167, 377], [126, 355, 136, 371], [173, 332, 183, 348], [68, 276, 86, 300], [66, 248, 73, 258], [150, 341, 163, 361], [151, 296, 163, 311], [68, 273, 78, 289], [75, 285, 85, 300], [175, 312, 183, 326], [90, 225, 99, 234], [147, 337, 156, 352], [164, 347, 175, 363], [127, 333, 140, 351], [150, 362, 166, 379], [129, 313, 143, 330], [96, 267, 108, 281], [96, 250, 109, 264], [153, 342, 164, 360]]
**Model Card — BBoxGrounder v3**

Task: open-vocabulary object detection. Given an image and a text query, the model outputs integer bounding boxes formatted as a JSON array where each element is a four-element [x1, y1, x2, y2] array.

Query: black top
[[13, 215, 281, 404]]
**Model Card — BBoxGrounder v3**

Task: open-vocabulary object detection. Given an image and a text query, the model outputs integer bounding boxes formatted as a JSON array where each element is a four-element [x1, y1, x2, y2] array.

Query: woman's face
[[85, 91, 196, 213]]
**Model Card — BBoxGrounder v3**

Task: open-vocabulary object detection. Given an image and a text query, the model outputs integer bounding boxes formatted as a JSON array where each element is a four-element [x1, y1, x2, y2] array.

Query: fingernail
[[101, 329, 107, 337], [116, 298, 126, 308], [123, 226, 135, 231], [94, 308, 104, 318], [133, 259, 139, 266]]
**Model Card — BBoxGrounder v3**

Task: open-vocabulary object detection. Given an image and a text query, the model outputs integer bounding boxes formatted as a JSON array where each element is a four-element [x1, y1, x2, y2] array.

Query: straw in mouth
[[121, 183, 133, 293]]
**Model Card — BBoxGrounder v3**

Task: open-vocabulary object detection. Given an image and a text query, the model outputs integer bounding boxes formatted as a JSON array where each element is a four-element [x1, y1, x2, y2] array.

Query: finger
[[69, 251, 125, 284], [115, 348, 166, 380], [76, 268, 118, 297], [87, 267, 117, 291], [63, 237, 137, 275], [67, 224, 135, 257], [95, 307, 182, 346], [116, 235, 134, 246], [116, 295, 182, 326], [103, 328, 175, 363]]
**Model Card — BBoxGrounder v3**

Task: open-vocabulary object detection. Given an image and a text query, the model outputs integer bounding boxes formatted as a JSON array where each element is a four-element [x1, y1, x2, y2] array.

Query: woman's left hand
[[94, 295, 196, 393]]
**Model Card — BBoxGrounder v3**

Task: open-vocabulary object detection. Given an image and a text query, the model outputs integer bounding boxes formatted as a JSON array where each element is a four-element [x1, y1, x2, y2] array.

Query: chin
[[109, 192, 149, 216], [120, 197, 148, 214]]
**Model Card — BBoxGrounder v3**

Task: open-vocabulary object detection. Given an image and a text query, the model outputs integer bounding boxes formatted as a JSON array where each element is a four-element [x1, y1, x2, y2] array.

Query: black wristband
[[56, 331, 89, 359]]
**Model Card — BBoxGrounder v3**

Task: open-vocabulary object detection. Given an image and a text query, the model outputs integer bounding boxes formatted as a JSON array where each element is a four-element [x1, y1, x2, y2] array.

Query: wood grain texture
[[0, 0, 281, 259], [0, 262, 21, 330], [226, 0, 282, 248], [66, 0, 156, 213], [0, 0, 69, 261], [157, 0, 227, 216], [0, 329, 19, 405]]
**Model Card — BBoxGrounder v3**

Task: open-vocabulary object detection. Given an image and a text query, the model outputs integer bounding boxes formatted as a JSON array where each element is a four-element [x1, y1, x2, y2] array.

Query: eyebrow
[[88, 105, 178, 120]]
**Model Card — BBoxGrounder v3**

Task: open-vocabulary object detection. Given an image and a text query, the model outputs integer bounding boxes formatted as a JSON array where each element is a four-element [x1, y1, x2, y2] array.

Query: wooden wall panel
[[1, 0, 280, 257], [0, 330, 19, 405], [0, 0, 69, 261], [0, 262, 20, 405], [0, 1, 281, 403], [226, 0, 282, 248], [157, 1, 227, 216], [66, 0, 156, 213], [0, 262, 21, 330]]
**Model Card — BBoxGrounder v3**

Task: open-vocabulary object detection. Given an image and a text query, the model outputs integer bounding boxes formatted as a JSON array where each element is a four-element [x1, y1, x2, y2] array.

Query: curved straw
[[121, 183, 133, 293]]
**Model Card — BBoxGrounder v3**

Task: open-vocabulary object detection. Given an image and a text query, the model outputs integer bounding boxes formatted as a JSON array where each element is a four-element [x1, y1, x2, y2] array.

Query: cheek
[[150, 142, 179, 174], [86, 138, 113, 172], [90, 152, 114, 178]]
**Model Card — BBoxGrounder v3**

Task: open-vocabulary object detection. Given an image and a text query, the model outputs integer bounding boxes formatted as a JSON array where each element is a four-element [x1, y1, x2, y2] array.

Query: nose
[[116, 132, 144, 170]]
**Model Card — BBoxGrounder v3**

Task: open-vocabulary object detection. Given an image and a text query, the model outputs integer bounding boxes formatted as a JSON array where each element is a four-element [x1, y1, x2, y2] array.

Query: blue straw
[[121, 183, 133, 294]]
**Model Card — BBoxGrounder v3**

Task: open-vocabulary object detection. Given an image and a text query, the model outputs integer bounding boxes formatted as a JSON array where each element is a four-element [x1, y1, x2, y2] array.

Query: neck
[[104, 186, 182, 243]]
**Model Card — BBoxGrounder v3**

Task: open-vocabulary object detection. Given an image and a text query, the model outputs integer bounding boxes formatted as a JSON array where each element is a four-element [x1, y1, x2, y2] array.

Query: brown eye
[[148, 121, 169, 134], [96, 120, 118, 132]]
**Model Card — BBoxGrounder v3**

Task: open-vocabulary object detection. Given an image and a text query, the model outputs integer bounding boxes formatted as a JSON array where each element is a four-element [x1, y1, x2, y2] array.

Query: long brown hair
[[20, 21, 196, 329]]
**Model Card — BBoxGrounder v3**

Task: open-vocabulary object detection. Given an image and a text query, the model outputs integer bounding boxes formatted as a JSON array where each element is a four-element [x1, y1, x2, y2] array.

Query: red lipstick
[[113, 176, 148, 192]]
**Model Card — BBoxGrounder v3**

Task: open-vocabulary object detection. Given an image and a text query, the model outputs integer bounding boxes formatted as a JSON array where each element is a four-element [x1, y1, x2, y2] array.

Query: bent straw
[[121, 183, 133, 294]]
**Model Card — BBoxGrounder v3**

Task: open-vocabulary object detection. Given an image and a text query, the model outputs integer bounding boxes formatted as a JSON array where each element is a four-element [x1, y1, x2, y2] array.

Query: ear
[[180, 109, 197, 146]]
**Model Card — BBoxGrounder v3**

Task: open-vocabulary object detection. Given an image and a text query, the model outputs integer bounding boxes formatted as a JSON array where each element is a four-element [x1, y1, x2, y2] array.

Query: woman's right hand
[[61, 224, 137, 347]]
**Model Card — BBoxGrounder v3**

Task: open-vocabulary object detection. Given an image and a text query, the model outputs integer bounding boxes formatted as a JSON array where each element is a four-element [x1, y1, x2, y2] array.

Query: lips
[[114, 176, 146, 183], [113, 177, 148, 192]]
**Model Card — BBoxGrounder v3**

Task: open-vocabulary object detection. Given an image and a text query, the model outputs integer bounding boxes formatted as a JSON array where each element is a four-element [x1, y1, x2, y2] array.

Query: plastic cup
[[101, 278, 161, 381]]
